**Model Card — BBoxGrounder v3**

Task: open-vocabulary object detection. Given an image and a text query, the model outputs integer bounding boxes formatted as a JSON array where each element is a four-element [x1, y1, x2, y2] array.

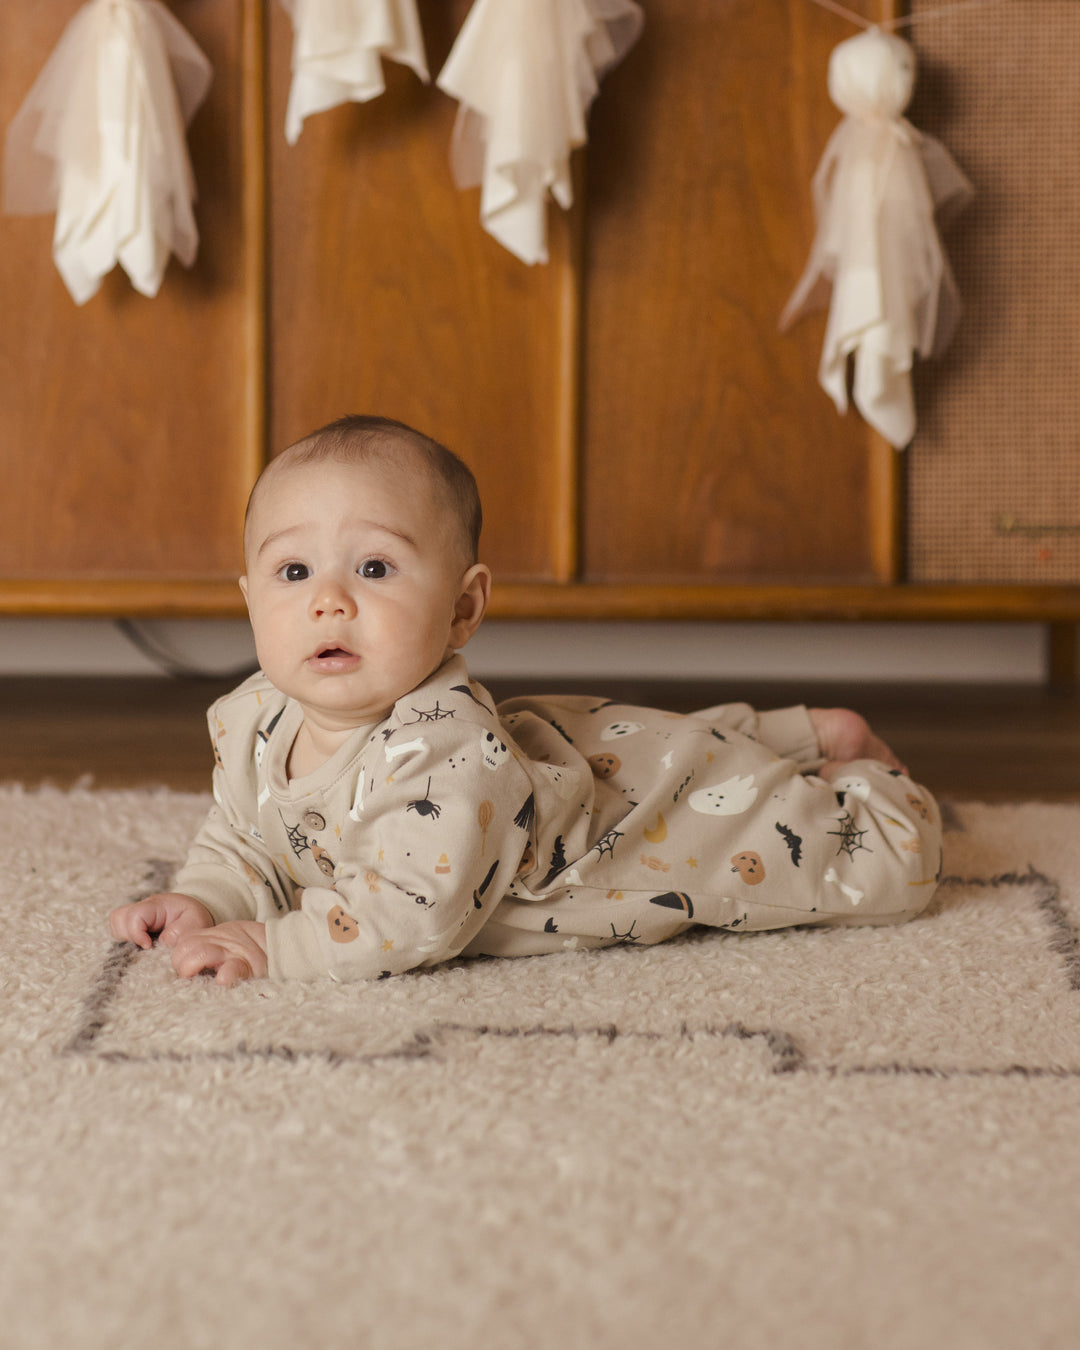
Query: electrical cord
[[115, 619, 259, 682]]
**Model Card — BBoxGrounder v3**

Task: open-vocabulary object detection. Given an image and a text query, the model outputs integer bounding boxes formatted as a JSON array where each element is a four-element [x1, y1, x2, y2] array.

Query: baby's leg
[[809, 708, 907, 776], [801, 757, 942, 927]]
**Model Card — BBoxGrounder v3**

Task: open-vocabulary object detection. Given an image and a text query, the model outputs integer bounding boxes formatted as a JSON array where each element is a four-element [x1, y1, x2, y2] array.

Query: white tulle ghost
[[780, 26, 973, 449], [436, 0, 644, 265], [279, 0, 429, 147], [2, 0, 212, 305]]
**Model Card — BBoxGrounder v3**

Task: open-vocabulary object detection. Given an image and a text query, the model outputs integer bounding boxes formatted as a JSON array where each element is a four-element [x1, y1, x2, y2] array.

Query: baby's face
[[241, 456, 483, 732]]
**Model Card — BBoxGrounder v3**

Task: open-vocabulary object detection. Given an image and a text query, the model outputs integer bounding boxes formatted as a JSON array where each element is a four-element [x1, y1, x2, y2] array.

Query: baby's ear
[[451, 564, 491, 648], [238, 575, 250, 608]]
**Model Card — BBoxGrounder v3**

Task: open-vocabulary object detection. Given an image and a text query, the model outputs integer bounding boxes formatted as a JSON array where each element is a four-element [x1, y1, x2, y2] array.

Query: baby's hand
[[109, 892, 214, 951], [171, 922, 269, 987]]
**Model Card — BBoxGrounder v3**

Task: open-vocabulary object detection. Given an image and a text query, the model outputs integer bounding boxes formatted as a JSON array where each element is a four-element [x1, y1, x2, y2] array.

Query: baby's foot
[[808, 708, 908, 776]]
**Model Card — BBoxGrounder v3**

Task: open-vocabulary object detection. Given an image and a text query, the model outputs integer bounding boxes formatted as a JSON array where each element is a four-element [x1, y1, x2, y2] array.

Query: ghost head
[[689, 775, 758, 816], [828, 26, 915, 123], [481, 731, 510, 771], [601, 721, 644, 742], [538, 763, 576, 799]]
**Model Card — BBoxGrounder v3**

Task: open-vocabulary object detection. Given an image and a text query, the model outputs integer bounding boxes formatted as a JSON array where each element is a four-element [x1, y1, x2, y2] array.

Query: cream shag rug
[[3, 785, 1080, 1350]]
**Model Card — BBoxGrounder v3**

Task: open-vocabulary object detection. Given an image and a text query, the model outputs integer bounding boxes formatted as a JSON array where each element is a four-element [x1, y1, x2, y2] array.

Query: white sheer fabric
[[781, 27, 972, 448], [437, 0, 643, 264], [280, 0, 429, 146], [3, 0, 212, 305]]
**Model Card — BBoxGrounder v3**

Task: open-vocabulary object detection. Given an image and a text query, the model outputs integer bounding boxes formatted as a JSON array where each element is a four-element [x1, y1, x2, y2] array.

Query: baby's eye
[[281, 562, 309, 582], [359, 559, 391, 579]]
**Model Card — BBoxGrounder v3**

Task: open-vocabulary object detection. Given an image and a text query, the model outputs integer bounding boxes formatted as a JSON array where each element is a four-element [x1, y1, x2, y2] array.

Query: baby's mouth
[[309, 643, 360, 668]]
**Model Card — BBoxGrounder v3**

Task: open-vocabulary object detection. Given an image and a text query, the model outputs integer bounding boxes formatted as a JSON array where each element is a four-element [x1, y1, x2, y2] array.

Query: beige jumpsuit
[[174, 655, 942, 982]]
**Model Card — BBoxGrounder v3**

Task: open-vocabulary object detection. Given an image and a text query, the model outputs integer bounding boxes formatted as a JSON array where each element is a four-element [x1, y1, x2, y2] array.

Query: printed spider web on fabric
[[592, 828, 625, 862], [827, 812, 872, 861]]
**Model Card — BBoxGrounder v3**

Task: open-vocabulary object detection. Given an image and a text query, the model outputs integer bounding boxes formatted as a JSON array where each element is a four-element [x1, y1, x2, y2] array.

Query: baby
[[110, 414, 942, 985]]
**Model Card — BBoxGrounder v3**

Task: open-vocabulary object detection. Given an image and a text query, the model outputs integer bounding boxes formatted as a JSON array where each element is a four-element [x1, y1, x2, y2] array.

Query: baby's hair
[[246, 414, 483, 565]]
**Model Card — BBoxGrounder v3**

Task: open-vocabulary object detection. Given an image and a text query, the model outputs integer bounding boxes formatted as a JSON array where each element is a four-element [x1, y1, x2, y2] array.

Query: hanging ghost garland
[[780, 26, 973, 449], [436, 0, 644, 265], [2, 0, 212, 306], [279, 0, 430, 146]]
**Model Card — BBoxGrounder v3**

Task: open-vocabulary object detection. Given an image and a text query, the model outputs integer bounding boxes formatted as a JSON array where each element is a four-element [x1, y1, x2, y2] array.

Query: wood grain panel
[[581, 0, 886, 584], [3, 578, 1080, 626], [0, 0, 256, 581], [267, 0, 571, 582]]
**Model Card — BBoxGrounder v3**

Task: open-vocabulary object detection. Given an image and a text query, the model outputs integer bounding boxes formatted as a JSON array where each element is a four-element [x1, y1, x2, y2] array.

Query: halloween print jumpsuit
[[172, 654, 942, 981]]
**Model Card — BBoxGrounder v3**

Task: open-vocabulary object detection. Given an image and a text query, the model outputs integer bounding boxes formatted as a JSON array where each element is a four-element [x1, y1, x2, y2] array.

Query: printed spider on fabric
[[406, 778, 441, 821]]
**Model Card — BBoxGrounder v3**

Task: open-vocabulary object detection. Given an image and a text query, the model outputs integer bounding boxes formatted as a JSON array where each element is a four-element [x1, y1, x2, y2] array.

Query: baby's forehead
[[258, 441, 429, 504], [244, 452, 448, 555]]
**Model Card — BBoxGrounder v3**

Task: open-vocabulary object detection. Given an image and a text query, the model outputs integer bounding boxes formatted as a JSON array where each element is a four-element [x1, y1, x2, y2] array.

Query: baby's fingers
[[213, 957, 252, 988], [171, 924, 265, 985], [109, 906, 153, 950], [171, 933, 226, 981], [158, 912, 210, 948], [122, 926, 153, 951]]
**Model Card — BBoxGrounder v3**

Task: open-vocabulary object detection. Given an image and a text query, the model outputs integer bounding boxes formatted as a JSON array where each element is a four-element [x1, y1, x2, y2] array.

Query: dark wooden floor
[[0, 674, 1077, 801]]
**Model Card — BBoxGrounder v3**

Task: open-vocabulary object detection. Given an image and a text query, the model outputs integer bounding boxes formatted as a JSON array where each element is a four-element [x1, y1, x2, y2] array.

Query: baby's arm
[[109, 892, 214, 950], [265, 730, 535, 982]]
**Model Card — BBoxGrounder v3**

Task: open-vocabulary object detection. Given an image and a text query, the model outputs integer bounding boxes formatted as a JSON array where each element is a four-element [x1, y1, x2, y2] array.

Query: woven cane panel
[[907, 0, 1080, 582]]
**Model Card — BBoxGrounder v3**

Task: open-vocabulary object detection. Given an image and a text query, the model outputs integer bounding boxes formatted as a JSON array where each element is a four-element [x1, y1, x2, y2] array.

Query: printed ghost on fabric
[[174, 655, 943, 982]]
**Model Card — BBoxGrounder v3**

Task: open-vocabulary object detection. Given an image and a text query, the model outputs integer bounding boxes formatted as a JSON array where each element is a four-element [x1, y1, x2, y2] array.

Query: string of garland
[[806, 0, 1014, 32]]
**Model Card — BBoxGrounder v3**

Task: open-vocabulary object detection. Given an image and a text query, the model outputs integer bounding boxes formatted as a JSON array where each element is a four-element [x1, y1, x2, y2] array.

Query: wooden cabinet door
[[0, 0, 259, 589], [580, 0, 890, 584]]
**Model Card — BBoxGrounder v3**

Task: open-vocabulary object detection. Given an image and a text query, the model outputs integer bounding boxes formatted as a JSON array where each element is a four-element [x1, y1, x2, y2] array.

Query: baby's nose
[[312, 580, 357, 618]]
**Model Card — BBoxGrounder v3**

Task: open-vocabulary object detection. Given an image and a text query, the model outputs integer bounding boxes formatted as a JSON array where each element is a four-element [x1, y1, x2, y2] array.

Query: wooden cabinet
[[2, 0, 1078, 632]]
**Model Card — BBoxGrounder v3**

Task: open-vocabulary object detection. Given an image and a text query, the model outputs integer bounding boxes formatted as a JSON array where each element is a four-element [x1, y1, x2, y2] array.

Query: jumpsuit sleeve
[[171, 707, 295, 925], [264, 723, 536, 982]]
